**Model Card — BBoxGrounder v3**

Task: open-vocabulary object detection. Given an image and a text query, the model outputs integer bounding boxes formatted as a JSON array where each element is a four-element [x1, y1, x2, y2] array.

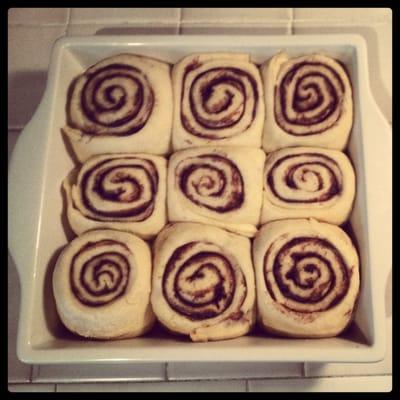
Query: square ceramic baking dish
[[8, 34, 392, 364]]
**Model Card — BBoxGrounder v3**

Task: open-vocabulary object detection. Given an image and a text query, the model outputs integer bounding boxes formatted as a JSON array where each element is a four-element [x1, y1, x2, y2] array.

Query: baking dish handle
[[8, 94, 50, 286]]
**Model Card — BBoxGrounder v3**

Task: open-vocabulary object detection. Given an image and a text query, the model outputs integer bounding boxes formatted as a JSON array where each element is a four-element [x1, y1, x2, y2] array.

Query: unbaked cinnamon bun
[[167, 146, 265, 237], [52, 229, 155, 339], [253, 219, 360, 338], [63, 153, 167, 239], [261, 52, 353, 152], [63, 54, 173, 162], [172, 53, 265, 150], [261, 147, 355, 225], [151, 223, 256, 341]]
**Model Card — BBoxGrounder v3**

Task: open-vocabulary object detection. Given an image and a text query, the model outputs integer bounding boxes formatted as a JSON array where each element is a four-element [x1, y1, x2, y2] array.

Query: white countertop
[[8, 7, 392, 393]]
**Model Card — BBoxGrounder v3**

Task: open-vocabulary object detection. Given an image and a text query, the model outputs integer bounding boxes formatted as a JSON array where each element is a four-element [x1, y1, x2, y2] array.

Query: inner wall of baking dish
[[29, 39, 373, 351]]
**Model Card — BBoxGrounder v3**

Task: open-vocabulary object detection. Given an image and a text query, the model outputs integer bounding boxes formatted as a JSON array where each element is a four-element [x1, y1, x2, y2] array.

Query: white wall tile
[[248, 375, 392, 392], [57, 380, 246, 392], [8, 25, 66, 71], [8, 26, 66, 128], [66, 23, 179, 36], [294, 8, 391, 22], [32, 363, 166, 383], [9, 384, 55, 392], [305, 317, 392, 377], [180, 7, 292, 34], [69, 8, 180, 24], [167, 362, 303, 381], [8, 254, 32, 383], [293, 21, 392, 124], [8, 8, 69, 25], [182, 8, 292, 22]]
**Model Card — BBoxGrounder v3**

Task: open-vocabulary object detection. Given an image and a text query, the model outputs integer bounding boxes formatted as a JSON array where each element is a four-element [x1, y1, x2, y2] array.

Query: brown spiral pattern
[[181, 65, 259, 139], [264, 236, 349, 313], [176, 154, 244, 213], [275, 61, 347, 135], [70, 239, 131, 307], [77, 156, 158, 222], [162, 242, 246, 320], [71, 63, 154, 136], [266, 152, 342, 203]]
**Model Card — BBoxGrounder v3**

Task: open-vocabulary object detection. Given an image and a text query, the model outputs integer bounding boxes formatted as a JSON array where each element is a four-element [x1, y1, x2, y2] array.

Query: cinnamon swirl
[[253, 219, 360, 338], [63, 54, 173, 162], [63, 153, 167, 239], [52, 229, 155, 339], [151, 223, 256, 341], [167, 146, 265, 237], [261, 147, 355, 225], [261, 52, 353, 152], [172, 53, 265, 150]]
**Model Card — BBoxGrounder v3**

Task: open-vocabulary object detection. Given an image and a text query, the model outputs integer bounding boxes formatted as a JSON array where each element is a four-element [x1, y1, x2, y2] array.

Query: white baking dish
[[8, 35, 392, 364]]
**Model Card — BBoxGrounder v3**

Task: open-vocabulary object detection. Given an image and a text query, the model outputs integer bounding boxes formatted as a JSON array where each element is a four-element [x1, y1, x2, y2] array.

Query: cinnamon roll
[[52, 229, 155, 339], [253, 219, 360, 338], [63, 153, 167, 239], [261, 52, 353, 152], [151, 223, 256, 341], [172, 53, 265, 150], [63, 54, 173, 162], [261, 147, 355, 225], [167, 146, 265, 237]]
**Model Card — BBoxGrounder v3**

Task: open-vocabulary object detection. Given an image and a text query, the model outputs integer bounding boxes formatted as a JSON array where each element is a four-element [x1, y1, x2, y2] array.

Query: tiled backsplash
[[8, 8, 392, 393]]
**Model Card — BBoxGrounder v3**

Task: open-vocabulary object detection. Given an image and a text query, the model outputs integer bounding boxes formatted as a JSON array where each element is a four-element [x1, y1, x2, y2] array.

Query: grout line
[[28, 365, 34, 382], [288, 8, 294, 34], [25, 376, 167, 384], [178, 8, 182, 35], [66, 20, 182, 26], [65, 8, 71, 36], [301, 363, 306, 377], [245, 380, 249, 392], [164, 363, 169, 381], [161, 374, 307, 383], [66, 8, 71, 27], [8, 22, 68, 27]]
